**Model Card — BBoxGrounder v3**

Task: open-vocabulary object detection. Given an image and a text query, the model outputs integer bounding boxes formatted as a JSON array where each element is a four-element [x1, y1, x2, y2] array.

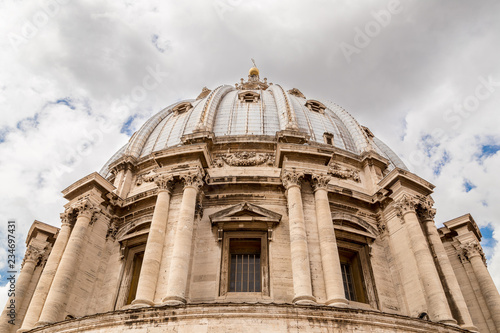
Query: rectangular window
[[229, 239, 261, 292], [219, 232, 269, 297]]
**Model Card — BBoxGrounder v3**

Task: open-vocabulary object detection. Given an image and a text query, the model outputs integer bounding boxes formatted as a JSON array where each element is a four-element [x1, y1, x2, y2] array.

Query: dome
[[100, 73, 407, 178]]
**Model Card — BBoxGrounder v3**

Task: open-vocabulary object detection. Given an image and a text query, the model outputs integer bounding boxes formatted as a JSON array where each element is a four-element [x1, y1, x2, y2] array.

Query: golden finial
[[249, 58, 259, 76]]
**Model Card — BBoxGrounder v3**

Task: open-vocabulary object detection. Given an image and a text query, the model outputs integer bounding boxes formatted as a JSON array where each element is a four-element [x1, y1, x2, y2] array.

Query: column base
[[438, 318, 458, 326], [460, 325, 479, 332], [34, 321, 52, 327], [161, 295, 186, 306], [130, 298, 155, 307], [292, 295, 316, 305], [325, 298, 349, 308]]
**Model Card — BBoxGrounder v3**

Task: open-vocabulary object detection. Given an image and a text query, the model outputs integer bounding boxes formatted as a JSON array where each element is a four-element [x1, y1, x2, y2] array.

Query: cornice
[[377, 168, 435, 196], [62, 172, 116, 201]]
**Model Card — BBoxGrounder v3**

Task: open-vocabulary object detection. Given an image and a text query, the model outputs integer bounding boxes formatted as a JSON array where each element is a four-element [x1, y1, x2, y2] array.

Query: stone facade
[[2, 67, 499, 332]]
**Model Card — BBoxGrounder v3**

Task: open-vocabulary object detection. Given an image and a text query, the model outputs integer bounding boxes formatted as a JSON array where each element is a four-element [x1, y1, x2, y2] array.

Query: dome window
[[305, 100, 326, 114], [288, 88, 306, 99], [172, 102, 193, 115], [361, 126, 374, 138], [323, 132, 334, 145], [238, 90, 260, 103]]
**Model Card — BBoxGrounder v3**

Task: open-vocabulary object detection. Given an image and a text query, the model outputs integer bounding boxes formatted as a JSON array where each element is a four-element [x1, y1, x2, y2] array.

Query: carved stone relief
[[212, 152, 274, 167], [328, 162, 360, 182]]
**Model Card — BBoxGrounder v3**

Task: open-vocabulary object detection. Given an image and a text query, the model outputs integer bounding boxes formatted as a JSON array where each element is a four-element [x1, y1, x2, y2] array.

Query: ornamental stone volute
[[281, 169, 304, 189], [311, 173, 331, 192], [155, 174, 175, 193]]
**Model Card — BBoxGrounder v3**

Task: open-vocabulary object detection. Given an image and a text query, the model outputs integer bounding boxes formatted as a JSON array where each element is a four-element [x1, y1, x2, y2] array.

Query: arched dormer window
[[238, 90, 260, 103], [305, 99, 326, 114], [172, 102, 193, 115]]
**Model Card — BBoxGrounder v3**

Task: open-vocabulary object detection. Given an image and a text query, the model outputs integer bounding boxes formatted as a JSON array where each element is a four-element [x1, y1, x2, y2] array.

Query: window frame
[[335, 233, 379, 309], [114, 234, 147, 309], [219, 231, 269, 298]]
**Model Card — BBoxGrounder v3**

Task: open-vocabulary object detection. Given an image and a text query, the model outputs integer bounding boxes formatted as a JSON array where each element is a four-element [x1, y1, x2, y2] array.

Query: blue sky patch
[[16, 113, 40, 130], [121, 116, 137, 136], [55, 98, 76, 110], [0, 127, 9, 143], [463, 179, 476, 192], [421, 134, 440, 158], [480, 144, 500, 158], [433, 150, 450, 176], [480, 224, 497, 260]]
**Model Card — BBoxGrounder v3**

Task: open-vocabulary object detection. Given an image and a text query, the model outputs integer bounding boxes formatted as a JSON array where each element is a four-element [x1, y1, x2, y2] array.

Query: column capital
[[72, 198, 100, 220], [180, 169, 204, 190], [155, 174, 175, 193], [416, 198, 436, 221], [22, 245, 44, 268], [60, 209, 76, 227], [311, 173, 331, 192], [460, 240, 486, 264], [281, 169, 304, 189], [394, 194, 418, 218]]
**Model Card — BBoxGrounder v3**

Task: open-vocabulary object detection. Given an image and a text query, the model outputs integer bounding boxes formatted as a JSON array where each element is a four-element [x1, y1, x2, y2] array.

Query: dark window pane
[[229, 239, 262, 292]]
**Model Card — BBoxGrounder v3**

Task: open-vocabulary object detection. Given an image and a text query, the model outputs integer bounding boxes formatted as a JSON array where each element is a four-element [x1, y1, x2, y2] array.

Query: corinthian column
[[0, 247, 42, 333], [461, 240, 500, 332], [395, 195, 455, 325], [132, 174, 174, 307], [418, 201, 477, 331], [311, 174, 347, 307], [282, 170, 315, 304], [162, 170, 203, 305], [18, 214, 73, 332], [36, 199, 98, 326]]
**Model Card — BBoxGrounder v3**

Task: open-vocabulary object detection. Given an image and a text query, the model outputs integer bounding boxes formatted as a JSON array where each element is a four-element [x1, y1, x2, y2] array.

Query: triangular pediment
[[209, 202, 281, 224]]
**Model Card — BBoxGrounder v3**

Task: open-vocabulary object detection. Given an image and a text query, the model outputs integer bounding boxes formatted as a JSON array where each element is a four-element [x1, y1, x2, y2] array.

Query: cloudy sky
[[1, 0, 499, 307]]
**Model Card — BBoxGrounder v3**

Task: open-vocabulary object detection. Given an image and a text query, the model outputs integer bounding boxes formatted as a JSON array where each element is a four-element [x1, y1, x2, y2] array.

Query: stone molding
[[460, 240, 487, 264], [328, 162, 360, 182], [310, 173, 331, 191], [281, 169, 304, 189]]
